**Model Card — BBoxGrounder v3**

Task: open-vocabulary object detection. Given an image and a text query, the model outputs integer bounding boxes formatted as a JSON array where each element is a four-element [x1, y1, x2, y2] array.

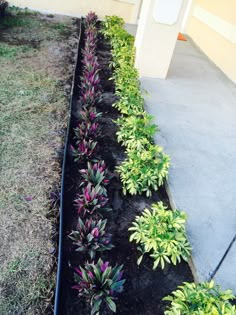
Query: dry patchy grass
[[0, 9, 77, 314]]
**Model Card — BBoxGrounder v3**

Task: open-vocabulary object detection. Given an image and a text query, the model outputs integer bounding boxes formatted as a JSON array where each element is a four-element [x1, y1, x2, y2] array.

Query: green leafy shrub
[[102, 16, 142, 116], [129, 202, 191, 269], [117, 145, 170, 196], [103, 15, 170, 196], [102, 15, 124, 30], [113, 91, 143, 115], [111, 46, 142, 115], [111, 44, 135, 68], [163, 281, 236, 315], [116, 112, 158, 149]]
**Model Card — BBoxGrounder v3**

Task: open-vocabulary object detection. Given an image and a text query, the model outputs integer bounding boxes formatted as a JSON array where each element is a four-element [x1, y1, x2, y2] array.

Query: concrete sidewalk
[[141, 37, 236, 292]]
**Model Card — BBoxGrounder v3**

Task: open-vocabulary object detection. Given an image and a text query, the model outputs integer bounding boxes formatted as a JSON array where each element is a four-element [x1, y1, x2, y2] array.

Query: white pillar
[[130, 0, 142, 23], [181, 0, 193, 32], [135, 0, 188, 78]]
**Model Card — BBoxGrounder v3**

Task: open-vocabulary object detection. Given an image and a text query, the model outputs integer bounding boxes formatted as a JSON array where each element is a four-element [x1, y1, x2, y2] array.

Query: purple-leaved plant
[[85, 23, 97, 32], [79, 12, 101, 108], [82, 35, 97, 56], [79, 107, 102, 122], [79, 161, 112, 195], [80, 54, 101, 106], [80, 86, 101, 107], [74, 183, 111, 216], [70, 139, 97, 162], [84, 11, 98, 28], [72, 258, 125, 314], [82, 57, 100, 74], [69, 217, 113, 259], [74, 121, 99, 141], [81, 70, 101, 94]]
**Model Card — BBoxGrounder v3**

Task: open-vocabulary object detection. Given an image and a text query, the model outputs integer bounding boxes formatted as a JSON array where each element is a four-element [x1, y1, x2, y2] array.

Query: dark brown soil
[[58, 26, 193, 315]]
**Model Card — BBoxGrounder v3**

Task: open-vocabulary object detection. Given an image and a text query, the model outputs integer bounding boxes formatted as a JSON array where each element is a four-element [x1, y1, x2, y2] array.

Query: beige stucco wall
[[9, 0, 134, 22], [186, 0, 236, 83]]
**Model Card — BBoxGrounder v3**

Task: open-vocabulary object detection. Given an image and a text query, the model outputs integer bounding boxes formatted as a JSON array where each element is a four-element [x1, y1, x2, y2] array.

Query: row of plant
[[101, 15, 236, 314], [102, 16, 169, 198], [68, 13, 125, 315], [101, 14, 191, 271]]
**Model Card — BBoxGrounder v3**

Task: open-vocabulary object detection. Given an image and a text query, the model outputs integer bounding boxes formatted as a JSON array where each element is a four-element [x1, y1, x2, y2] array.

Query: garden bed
[[56, 17, 193, 315]]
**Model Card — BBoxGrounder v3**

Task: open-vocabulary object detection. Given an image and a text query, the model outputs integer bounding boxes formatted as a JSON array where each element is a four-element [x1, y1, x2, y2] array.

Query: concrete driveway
[[141, 37, 236, 292]]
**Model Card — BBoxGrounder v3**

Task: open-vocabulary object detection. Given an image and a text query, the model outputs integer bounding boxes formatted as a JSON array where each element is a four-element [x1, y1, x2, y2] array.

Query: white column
[[135, 0, 188, 78], [181, 0, 194, 32], [130, 0, 142, 23]]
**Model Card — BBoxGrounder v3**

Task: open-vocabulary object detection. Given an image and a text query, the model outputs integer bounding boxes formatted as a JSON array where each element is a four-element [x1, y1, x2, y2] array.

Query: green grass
[[0, 14, 41, 29], [51, 22, 66, 31], [0, 43, 31, 58], [9, 5, 39, 16], [0, 8, 69, 40], [50, 22, 72, 36]]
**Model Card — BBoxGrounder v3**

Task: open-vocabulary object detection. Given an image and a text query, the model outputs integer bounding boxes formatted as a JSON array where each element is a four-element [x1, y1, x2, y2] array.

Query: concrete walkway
[[141, 38, 236, 292]]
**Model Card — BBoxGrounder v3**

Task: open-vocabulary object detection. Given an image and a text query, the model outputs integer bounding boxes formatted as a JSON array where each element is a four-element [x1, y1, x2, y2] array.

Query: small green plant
[[117, 144, 170, 196], [102, 16, 142, 116], [0, 43, 30, 59], [69, 218, 113, 259], [50, 22, 67, 34], [111, 52, 143, 115], [113, 88, 144, 115], [163, 281, 236, 315], [129, 202, 191, 269], [102, 15, 171, 197], [8, 6, 37, 16], [73, 259, 125, 314], [0, 9, 38, 29], [102, 15, 124, 29], [116, 112, 158, 149]]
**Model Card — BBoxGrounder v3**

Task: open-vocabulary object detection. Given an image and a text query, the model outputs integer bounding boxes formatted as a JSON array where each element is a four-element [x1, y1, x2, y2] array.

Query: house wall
[[186, 0, 236, 83], [9, 0, 135, 22]]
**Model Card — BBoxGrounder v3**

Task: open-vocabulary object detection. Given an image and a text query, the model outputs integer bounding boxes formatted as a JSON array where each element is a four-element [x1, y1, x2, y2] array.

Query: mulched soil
[[58, 25, 193, 315]]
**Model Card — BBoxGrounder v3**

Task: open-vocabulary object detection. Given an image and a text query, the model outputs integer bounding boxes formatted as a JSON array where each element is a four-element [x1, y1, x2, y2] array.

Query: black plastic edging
[[54, 19, 82, 315]]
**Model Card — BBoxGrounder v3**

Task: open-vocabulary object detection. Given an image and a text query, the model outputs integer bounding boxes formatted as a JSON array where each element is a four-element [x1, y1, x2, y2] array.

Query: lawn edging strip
[[54, 18, 82, 315]]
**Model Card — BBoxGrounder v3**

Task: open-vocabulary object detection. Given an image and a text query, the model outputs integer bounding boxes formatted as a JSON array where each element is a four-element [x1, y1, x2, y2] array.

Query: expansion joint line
[[209, 233, 236, 280]]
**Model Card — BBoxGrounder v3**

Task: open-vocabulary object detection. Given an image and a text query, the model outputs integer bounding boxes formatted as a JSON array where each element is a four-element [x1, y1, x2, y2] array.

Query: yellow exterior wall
[[186, 0, 236, 83], [193, 0, 235, 25], [9, 0, 134, 22]]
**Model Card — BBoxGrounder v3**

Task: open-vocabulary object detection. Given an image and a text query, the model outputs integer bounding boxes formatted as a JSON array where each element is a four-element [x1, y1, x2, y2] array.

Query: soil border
[[54, 19, 193, 315], [54, 18, 82, 315]]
